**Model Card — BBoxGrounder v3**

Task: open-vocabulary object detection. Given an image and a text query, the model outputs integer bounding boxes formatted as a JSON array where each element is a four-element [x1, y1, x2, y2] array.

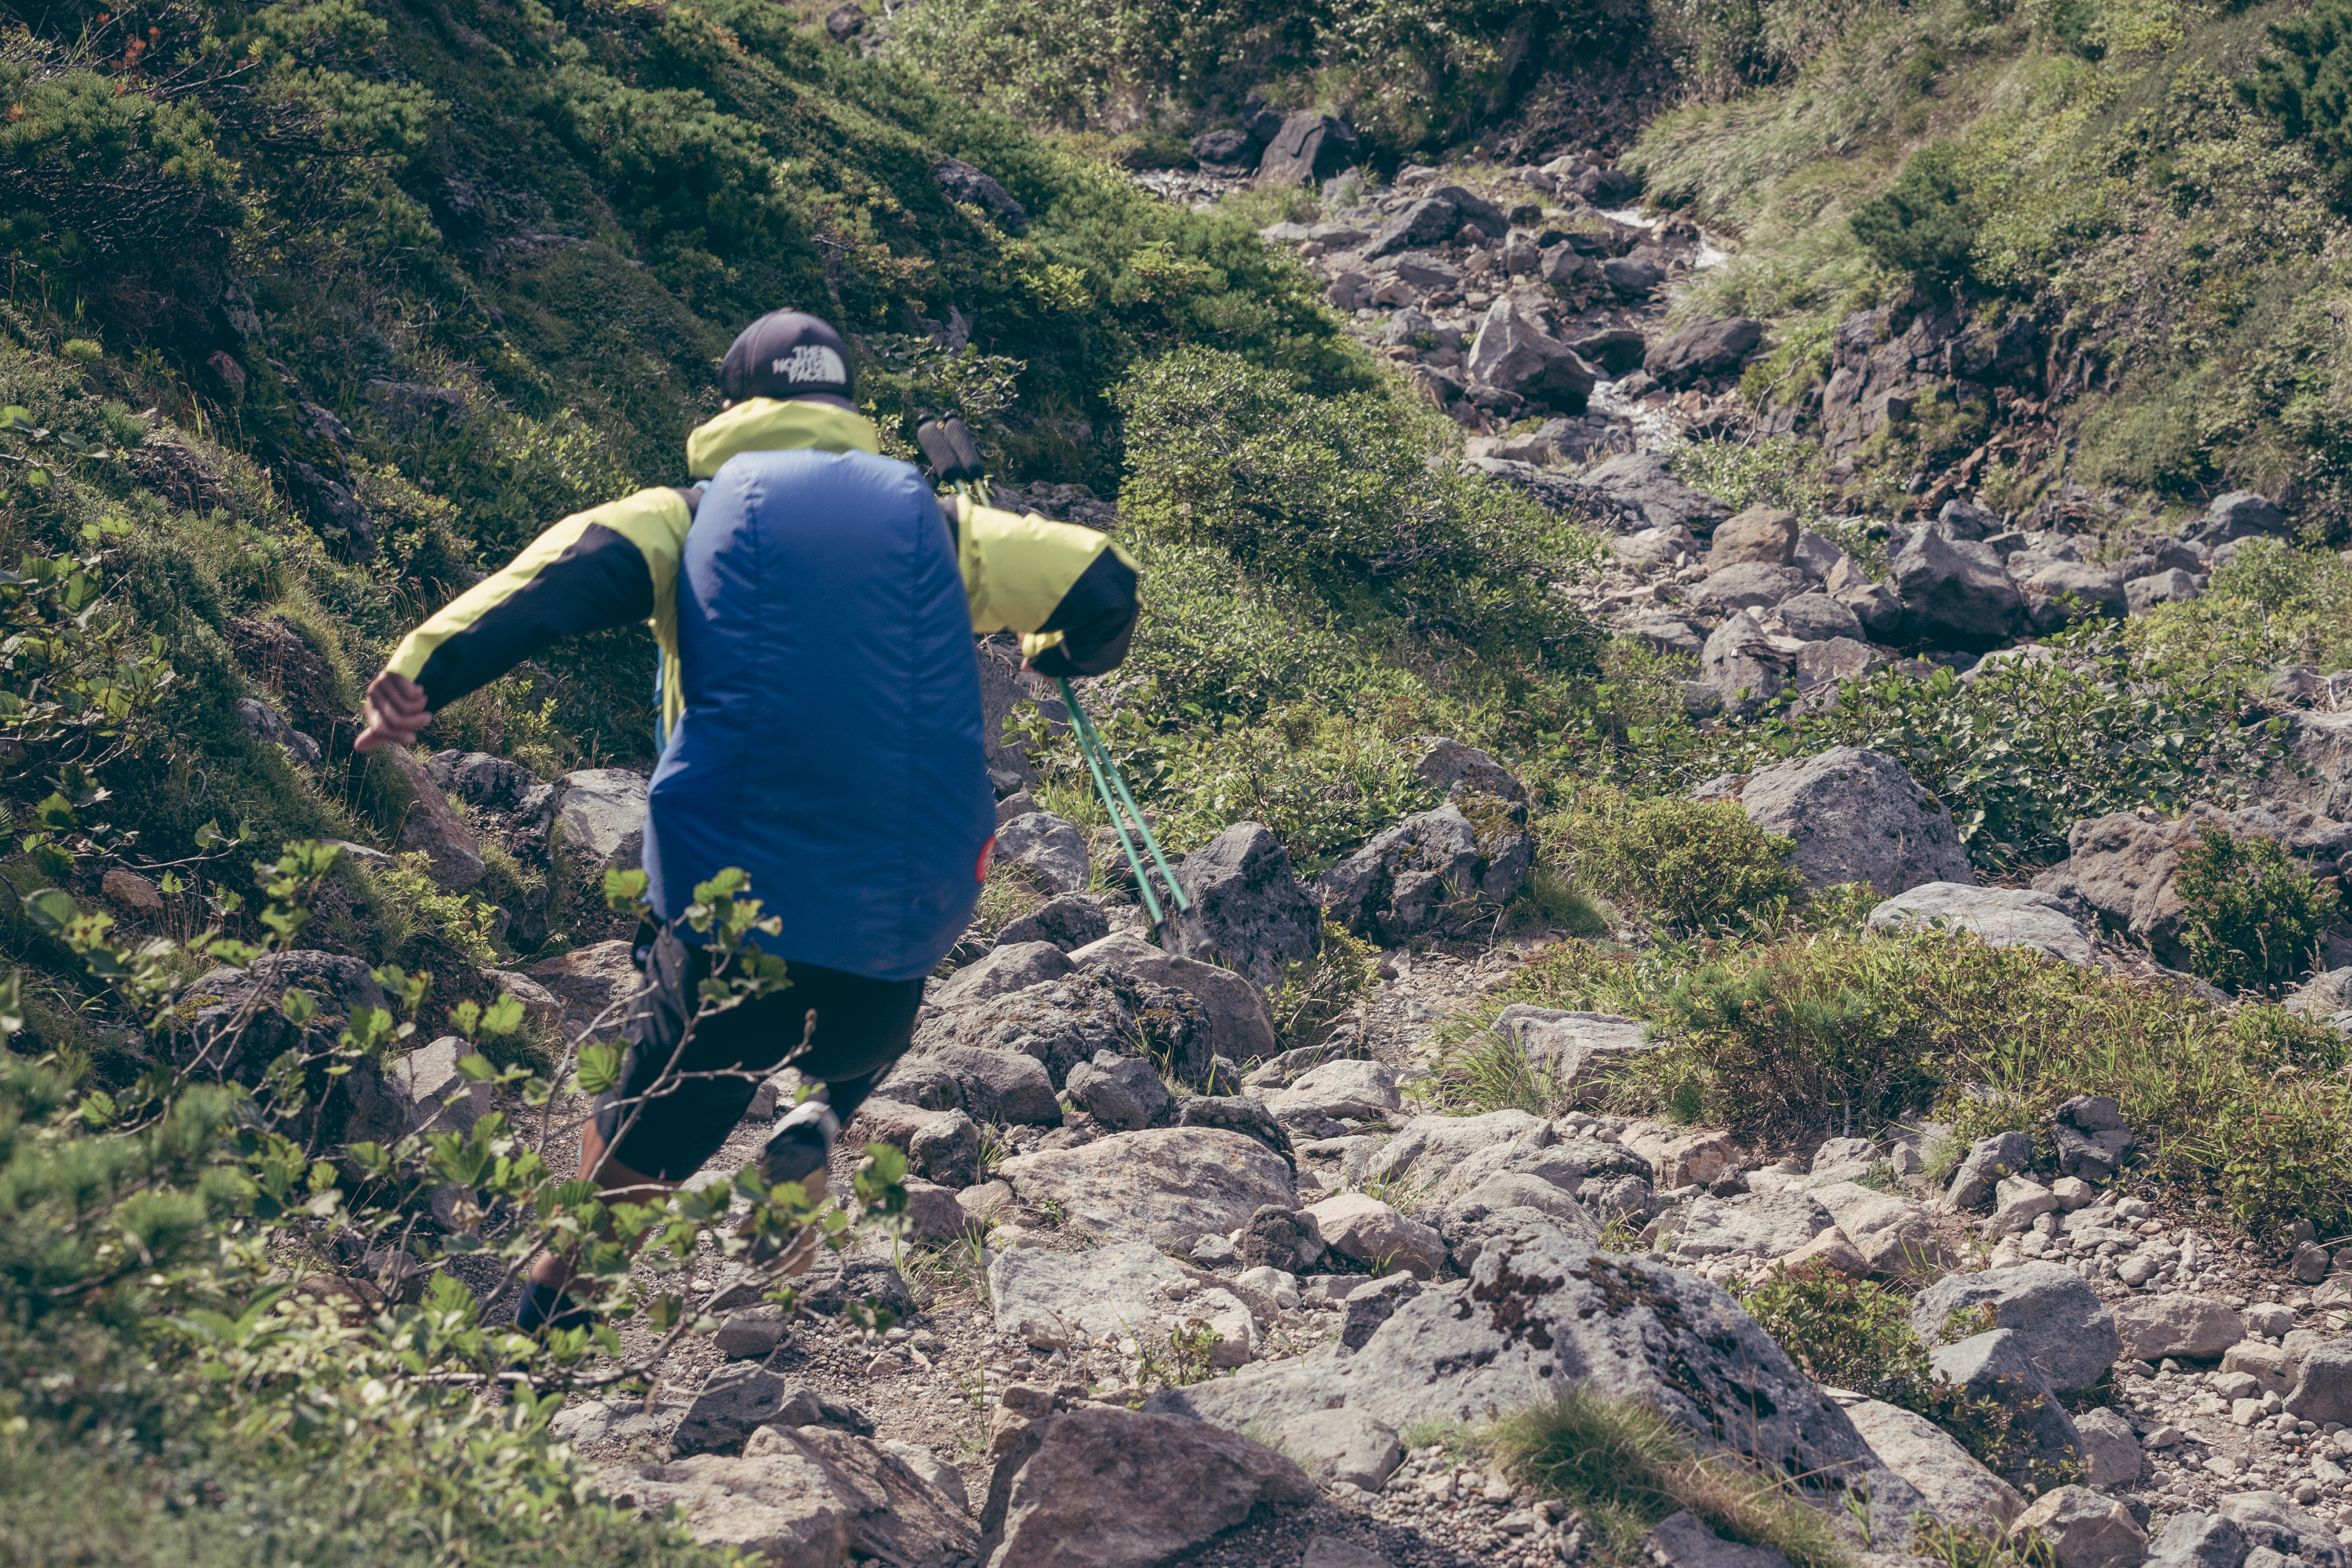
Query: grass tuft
[[1484, 1388, 1854, 1568]]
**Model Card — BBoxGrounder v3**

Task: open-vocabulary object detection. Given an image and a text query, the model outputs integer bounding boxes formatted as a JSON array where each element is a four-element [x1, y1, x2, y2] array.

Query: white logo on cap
[[773, 345, 847, 385]]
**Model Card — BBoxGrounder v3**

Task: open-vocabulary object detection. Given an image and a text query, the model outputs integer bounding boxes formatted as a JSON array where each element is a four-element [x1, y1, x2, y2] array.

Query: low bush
[[1117, 347, 1604, 691], [2174, 827, 2339, 994], [1626, 618, 2294, 873], [1734, 1267, 2063, 1488], [1269, 918, 1381, 1055], [1850, 142, 1979, 294], [1550, 794, 1805, 935]]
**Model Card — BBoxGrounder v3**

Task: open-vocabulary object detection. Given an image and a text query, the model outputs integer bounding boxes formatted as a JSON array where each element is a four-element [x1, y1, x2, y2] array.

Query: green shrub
[[2174, 826, 2339, 994], [2242, 0, 2352, 205], [1734, 1267, 2064, 1487], [1268, 918, 1380, 1056], [1850, 143, 1978, 294], [1632, 619, 2296, 873], [1559, 795, 1805, 935], [1116, 347, 1604, 686]]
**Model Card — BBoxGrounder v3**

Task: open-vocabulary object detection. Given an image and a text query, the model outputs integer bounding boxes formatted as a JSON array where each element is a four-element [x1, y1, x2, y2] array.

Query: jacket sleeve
[[384, 488, 694, 712], [956, 499, 1141, 678]]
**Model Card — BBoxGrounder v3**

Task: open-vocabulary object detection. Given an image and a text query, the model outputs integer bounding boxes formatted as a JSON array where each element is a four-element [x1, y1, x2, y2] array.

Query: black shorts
[[591, 931, 923, 1181]]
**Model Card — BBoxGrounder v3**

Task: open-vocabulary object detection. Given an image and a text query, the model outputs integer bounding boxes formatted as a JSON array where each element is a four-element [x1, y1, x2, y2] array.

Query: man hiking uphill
[[352, 309, 1139, 1331]]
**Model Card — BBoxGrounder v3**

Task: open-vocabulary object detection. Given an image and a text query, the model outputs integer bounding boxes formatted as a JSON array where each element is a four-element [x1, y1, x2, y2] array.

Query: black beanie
[[720, 310, 856, 407]]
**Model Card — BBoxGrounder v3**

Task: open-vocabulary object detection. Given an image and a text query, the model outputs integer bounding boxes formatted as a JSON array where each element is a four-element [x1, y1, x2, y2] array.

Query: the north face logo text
[[773, 345, 847, 385]]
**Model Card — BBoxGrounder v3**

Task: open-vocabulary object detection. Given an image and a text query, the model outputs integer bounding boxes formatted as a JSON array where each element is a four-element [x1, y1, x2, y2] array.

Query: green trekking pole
[[914, 412, 1190, 932], [1055, 675, 1191, 935]]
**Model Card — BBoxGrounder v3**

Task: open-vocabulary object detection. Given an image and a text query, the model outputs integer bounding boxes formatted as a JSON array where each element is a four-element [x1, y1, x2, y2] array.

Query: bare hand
[[355, 670, 431, 753]]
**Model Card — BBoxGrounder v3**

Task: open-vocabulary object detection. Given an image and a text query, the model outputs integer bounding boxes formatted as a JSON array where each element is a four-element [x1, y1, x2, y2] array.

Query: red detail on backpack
[[976, 836, 996, 883]]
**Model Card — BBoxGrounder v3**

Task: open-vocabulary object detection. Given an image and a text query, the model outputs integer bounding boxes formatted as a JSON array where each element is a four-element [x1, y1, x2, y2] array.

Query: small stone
[[102, 865, 164, 911]]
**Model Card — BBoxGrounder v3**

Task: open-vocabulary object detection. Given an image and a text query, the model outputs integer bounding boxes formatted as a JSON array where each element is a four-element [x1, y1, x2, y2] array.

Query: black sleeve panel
[[414, 523, 657, 711], [1028, 547, 1139, 678]]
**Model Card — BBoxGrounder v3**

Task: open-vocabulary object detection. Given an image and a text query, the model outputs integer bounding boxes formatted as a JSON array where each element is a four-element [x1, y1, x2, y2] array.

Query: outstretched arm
[[354, 489, 693, 751]]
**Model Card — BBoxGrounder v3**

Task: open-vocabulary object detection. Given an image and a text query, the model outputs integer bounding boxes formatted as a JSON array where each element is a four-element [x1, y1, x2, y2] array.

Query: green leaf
[[21, 888, 75, 933], [480, 994, 526, 1038], [576, 1042, 623, 1095]]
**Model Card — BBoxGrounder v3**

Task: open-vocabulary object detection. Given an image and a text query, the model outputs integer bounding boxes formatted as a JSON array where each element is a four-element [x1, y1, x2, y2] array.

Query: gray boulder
[[1312, 802, 1530, 943], [995, 892, 1111, 952], [2191, 491, 2289, 547], [1699, 609, 1802, 715], [1945, 1130, 2035, 1210], [1708, 505, 1799, 568], [1065, 1049, 1174, 1131], [671, 1358, 805, 1458], [1929, 1329, 2084, 1480], [1892, 528, 2024, 647], [1643, 317, 1764, 389], [1866, 882, 2099, 967], [1069, 931, 1276, 1066], [383, 743, 487, 890], [978, 1407, 1316, 1567], [996, 1127, 1298, 1247], [1410, 735, 1528, 805], [1570, 452, 1731, 533], [916, 969, 1214, 1089], [1615, 523, 1702, 569], [1273, 1409, 1401, 1492], [2216, 1492, 2344, 1568], [1774, 592, 1866, 643], [2146, 1514, 2248, 1568], [1191, 128, 1256, 168], [936, 157, 1027, 227], [2016, 558, 2128, 631], [795, 1244, 915, 1319], [1911, 1263, 2121, 1391], [600, 1425, 971, 1564], [1845, 1398, 2023, 1531], [931, 940, 1072, 1009], [996, 810, 1091, 894], [1668, 1191, 1836, 1262], [1493, 1009, 1655, 1107], [1647, 1510, 1794, 1568], [990, 1241, 1196, 1347], [2052, 1093, 2134, 1181], [2112, 1293, 2245, 1363], [1148, 1231, 1929, 1541], [554, 768, 648, 871], [2286, 1342, 2352, 1423], [1170, 822, 1321, 991], [1258, 113, 1359, 188], [1603, 254, 1666, 300], [1175, 1095, 1295, 1165], [1268, 1059, 1399, 1121], [1440, 1198, 1598, 1273], [1463, 299, 1597, 413], [1735, 746, 1975, 898], [1363, 198, 1457, 257], [1238, 1203, 1325, 1272], [181, 952, 405, 1144], [1690, 562, 1809, 613], [889, 1042, 1063, 1126], [1569, 327, 1647, 375], [2127, 569, 2202, 614]]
